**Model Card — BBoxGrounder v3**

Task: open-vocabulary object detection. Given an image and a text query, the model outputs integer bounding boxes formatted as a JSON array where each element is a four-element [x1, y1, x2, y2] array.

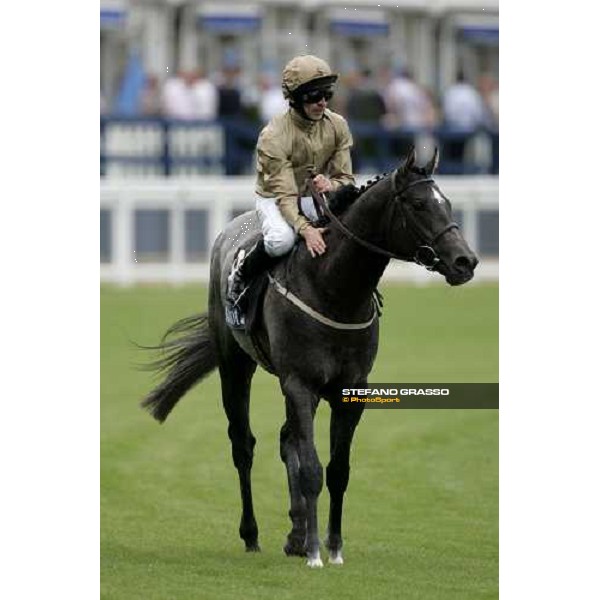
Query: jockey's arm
[[256, 143, 311, 235], [256, 146, 325, 257], [273, 187, 327, 258], [305, 127, 355, 195], [278, 193, 311, 234]]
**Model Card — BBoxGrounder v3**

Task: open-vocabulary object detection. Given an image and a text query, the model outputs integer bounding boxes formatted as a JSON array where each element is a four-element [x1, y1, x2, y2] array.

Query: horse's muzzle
[[445, 254, 479, 286]]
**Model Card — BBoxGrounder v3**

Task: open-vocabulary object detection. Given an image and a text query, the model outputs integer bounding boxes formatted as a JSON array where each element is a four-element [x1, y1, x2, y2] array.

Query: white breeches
[[256, 195, 320, 257]]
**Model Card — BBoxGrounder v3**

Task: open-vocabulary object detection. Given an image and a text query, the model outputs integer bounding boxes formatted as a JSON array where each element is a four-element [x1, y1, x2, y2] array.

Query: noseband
[[308, 170, 459, 270]]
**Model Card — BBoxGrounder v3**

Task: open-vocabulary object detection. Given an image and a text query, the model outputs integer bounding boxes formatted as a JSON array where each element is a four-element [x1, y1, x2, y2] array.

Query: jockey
[[226, 54, 356, 327]]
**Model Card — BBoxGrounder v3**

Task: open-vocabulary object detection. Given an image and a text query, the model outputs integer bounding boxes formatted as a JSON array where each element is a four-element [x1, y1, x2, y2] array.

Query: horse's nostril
[[455, 255, 475, 271]]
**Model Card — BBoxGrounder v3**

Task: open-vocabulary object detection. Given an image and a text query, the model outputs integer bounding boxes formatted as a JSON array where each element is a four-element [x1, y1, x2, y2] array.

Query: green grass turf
[[101, 283, 498, 599]]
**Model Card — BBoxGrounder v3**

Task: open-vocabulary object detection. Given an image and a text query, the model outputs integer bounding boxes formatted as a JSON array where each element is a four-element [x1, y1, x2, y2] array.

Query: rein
[[307, 177, 401, 260], [307, 171, 459, 270]]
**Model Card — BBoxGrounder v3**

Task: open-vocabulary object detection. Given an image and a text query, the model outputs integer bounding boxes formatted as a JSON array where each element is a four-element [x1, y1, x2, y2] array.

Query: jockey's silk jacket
[[255, 108, 355, 233]]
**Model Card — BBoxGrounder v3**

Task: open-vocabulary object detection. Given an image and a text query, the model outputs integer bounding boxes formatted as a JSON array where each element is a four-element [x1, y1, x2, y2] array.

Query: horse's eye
[[412, 199, 427, 211]]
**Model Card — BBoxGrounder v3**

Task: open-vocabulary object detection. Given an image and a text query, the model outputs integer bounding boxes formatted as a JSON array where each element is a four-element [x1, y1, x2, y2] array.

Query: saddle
[[222, 253, 275, 372], [243, 271, 270, 334]]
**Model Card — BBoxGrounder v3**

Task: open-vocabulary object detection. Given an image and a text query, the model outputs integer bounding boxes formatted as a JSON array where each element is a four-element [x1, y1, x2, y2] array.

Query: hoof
[[283, 541, 306, 557], [328, 552, 344, 565], [306, 555, 323, 568], [245, 543, 261, 552]]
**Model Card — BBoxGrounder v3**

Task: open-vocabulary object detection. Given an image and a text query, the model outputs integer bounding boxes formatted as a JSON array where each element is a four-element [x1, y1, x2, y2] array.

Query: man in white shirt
[[162, 70, 218, 121], [258, 72, 288, 123], [442, 72, 487, 129], [190, 69, 218, 121], [162, 71, 197, 119], [385, 68, 436, 128], [441, 72, 488, 168]]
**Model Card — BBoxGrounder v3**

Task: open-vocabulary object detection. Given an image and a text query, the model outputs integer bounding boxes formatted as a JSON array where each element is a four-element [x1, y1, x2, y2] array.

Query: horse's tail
[[140, 313, 217, 423]]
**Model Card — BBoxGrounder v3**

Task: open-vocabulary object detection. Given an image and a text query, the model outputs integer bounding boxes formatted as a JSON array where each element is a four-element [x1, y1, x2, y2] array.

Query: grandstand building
[[101, 0, 498, 105]]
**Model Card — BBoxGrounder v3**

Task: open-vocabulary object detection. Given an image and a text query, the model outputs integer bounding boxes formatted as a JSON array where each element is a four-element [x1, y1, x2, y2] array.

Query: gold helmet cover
[[282, 55, 338, 100]]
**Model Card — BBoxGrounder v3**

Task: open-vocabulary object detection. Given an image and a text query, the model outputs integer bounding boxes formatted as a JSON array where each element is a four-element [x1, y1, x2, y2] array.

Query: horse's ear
[[425, 146, 439, 175], [425, 146, 440, 175], [402, 146, 417, 175]]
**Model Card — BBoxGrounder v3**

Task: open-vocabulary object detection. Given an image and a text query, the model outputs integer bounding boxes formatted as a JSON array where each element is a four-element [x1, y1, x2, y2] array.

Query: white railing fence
[[100, 176, 498, 285]]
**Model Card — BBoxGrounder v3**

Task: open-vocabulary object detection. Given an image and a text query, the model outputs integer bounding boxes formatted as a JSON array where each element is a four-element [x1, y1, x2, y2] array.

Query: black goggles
[[300, 88, 334, 104]]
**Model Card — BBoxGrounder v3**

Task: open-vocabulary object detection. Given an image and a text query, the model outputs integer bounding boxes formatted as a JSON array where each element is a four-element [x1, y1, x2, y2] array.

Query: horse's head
[[386, 147, 478, 286]]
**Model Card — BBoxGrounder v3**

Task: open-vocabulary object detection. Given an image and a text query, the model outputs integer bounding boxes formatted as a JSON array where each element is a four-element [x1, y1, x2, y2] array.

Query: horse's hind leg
[[219, 347, 259, 551], [280, 413, 307, 557], [325, 400, 365, 565]]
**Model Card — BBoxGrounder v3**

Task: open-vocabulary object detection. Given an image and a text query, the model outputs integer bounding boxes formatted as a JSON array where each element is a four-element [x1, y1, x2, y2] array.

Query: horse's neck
[[321, 227, 389, 297], [292, 195, 390, 318]]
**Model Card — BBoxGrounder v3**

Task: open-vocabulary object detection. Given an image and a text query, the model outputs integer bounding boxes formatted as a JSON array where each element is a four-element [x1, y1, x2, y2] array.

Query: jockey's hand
[[312, 174, 333, 194], [300, 226, 328, 258]]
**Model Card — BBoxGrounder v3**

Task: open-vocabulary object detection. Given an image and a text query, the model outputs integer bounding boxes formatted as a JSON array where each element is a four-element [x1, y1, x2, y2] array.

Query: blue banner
[[331, 20, 389, 37], [200, 16, 261, 33], [101, 9, 126, 28], [460, 26, 499, 45]]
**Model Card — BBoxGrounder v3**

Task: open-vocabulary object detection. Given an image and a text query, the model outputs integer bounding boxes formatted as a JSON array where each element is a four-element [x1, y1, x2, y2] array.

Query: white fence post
[[462, 190, 479, 256], [113, 190, 134, 287], [169, 189, 186, 285]]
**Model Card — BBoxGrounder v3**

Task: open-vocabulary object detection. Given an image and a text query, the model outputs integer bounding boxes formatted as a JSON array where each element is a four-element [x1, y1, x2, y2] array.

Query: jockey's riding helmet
[[282, 55, 338, 107]]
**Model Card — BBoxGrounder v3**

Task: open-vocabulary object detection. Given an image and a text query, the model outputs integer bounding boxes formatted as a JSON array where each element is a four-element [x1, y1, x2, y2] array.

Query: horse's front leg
[[325, 398, 365, 565], [281, 375, 323, 568]]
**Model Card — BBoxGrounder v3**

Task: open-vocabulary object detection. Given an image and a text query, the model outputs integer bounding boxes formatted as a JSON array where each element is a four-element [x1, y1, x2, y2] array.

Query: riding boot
[[241, 239, 278, 282], [226, 240, 278, 329]]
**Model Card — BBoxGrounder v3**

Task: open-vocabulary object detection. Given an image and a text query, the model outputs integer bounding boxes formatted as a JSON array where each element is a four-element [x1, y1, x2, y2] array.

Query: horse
[[141, 147, 478, 568]]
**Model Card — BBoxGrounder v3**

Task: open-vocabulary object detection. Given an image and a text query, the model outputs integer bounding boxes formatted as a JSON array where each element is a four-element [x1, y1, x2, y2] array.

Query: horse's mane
[[328, 165, 428, 217]]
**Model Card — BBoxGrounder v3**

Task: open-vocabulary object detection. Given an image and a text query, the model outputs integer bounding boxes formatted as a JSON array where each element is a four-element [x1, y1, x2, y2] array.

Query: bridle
[[390, 173, 459, 270], [308, 170, 459, 271]]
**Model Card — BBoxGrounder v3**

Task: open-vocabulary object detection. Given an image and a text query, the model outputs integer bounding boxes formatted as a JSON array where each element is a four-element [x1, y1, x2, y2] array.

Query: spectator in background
[[163, 69, 218, 120], [190, 69, 218, 121], [477, 73, 499, 128], [141, 74, 162, 116], [378, 66, 435, 164], [383, 67, 438, 128], [345, 69, 387, 123], [258, 72, 288, 123], [477, 73, 499, 173], [345, 69, 386, 172], [442, 71, 488, 164], [442, 71, 487, 130], [163, 70, 197, 119], [327, 71, 351, 116], [101, 89, 108, 115], [217, 66, 243, 119]]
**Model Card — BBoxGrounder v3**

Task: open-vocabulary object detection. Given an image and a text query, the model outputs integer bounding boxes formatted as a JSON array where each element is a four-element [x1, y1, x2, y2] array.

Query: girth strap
[[267, 274, 378, 330]]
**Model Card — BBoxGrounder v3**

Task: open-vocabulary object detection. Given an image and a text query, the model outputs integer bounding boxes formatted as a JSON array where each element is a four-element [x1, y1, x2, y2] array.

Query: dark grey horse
[[141, 148, 478, 568]]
